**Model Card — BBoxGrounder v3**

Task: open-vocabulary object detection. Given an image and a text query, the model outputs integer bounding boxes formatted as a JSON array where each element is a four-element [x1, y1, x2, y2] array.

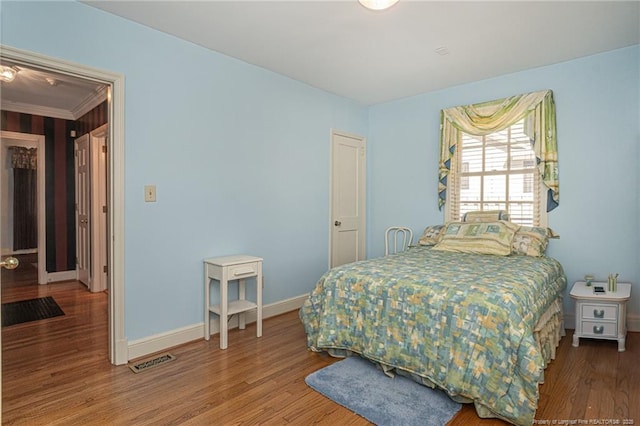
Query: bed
[[300, 220, 566, 426]]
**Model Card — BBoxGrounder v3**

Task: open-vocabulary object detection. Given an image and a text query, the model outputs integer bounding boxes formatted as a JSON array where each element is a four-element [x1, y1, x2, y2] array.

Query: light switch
[[144, 185, 156, 202]]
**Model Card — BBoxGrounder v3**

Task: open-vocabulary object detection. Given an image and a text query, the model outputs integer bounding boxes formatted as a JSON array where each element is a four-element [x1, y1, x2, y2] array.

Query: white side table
[[204, 255, 263, 349], [570, 281, 631, 352]]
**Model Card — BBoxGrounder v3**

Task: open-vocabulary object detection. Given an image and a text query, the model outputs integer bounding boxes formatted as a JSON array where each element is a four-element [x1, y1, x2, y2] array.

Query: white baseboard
[[127, 293, 309, 361], [46, 270, 77, 283], [1, 248, 37, 255], [128, 324, 202, 361], [629, 314, 640, 332]]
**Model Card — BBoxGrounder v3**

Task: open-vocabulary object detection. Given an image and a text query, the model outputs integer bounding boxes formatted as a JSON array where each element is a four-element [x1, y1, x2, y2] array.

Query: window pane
[[483, 175, 506, 201], [461, 145, 483, 173], [486, 128, 508, 146], [460, 203, 480, 220], [482, 203, 506, 211], [485, 146, 507, 172], [509, 120, 530, 143], [509, 174, 534, 201], [460, 175, 481, 202], [462, 133, 482, 147], [510, 151, 536, 171], [508, 203, 534, 226]]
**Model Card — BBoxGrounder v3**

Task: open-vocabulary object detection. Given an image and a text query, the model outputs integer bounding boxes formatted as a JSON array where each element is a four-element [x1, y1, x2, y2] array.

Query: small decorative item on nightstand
[[607, 273, 618, 292], [570, 280, 631, 351], [584, 274, 594, 286]]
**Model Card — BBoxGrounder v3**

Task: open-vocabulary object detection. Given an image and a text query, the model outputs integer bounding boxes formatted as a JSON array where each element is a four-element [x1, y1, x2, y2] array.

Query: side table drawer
[[581, 304, 617, 321], [228, 262, 259, 279], [581, 321, 617, 338]]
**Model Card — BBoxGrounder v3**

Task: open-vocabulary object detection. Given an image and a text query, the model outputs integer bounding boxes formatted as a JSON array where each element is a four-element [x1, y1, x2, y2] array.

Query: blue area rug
[[305, 356, 461, 425]]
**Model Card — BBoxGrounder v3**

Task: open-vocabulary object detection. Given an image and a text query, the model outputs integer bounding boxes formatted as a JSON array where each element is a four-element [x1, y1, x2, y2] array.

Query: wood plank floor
[[2, 261, 638, 425]]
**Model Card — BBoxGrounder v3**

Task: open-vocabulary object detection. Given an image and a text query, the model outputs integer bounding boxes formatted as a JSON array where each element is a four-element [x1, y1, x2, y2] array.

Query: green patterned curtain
[[438, 89, 559, 212]]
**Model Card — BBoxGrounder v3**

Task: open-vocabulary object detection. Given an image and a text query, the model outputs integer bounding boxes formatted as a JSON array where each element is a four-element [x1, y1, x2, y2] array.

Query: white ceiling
[[1, 1, 639, 116], [84, 0, 640, 105], [0, 61, 107, 120]]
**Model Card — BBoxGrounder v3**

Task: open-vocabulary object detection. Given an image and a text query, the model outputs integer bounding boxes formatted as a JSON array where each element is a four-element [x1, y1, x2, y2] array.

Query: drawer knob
[[593, 309, 605, 318], [593, 325, 604, 334]]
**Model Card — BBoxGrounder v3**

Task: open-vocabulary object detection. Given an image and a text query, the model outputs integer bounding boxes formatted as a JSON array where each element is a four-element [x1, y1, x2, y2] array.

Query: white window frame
[[445, 121, 548, 227]]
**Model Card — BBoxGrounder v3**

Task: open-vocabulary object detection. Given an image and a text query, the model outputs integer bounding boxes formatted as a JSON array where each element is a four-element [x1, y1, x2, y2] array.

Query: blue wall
[[368, 46, 640, 319], [1, 1, 368, 340], [2, 1, 639, 339]]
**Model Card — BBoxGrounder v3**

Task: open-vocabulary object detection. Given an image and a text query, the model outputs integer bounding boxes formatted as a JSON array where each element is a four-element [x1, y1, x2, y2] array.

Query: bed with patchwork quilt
[[300, 240, 566, 426]]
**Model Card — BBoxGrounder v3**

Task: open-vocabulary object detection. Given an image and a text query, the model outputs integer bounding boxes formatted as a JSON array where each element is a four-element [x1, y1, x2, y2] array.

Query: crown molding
[[1, 85, 107, 121], [71, 85, 108, 119], [0, 100, 75, 120]]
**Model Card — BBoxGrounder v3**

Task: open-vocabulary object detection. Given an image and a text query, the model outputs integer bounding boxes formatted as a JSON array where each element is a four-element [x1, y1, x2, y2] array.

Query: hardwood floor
[[2, 262, 638, 425]]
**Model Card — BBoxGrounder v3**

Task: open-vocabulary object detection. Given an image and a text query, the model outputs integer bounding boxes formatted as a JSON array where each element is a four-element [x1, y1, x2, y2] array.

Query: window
[[447, 119, 545, 226], [438, 90, 559, 228]]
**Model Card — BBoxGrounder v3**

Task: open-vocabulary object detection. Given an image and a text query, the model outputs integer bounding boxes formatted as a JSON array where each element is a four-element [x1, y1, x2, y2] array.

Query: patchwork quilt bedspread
[[300, 246, 566, 426]]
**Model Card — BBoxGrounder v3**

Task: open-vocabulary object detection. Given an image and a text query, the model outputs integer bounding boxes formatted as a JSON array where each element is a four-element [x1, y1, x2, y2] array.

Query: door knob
[[0, 257, 19, 270], [334, 221, 342, 226]]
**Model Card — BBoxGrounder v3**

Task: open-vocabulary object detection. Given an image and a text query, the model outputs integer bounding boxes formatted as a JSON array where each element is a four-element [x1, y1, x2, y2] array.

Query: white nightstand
[[570, 280, 631, 352], [204, 255, 263, 349]]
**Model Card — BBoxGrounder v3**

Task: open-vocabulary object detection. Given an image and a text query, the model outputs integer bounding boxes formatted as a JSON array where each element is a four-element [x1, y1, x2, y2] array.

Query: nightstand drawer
[[581, 321, 617, 337], [227, 262, 259, 279], [581, 304, 617, 320]]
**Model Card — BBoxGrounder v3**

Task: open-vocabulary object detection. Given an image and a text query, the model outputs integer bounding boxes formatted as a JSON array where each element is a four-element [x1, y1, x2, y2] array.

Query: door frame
[[0, 131, 46, 285], [0, 45, 127, 365], [328, 129, 366, 269]]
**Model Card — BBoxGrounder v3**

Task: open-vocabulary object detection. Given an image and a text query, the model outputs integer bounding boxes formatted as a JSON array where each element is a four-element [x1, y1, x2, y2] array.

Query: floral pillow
[[433, 220, 520, 256], [418, 225, 445, 246], [512, 226, 552, 257]]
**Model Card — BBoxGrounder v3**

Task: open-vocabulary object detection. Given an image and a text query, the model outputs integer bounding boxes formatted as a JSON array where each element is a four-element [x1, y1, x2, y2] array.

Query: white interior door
[[75, 134, 90, 286], [330, 130, 366, 268]]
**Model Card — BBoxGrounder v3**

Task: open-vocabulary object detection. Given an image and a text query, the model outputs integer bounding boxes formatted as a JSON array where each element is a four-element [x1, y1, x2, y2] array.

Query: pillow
[[418, 225, 445, 246], [433, 220, 520, 256], [511, 226, 552, 257], [462, 210, 510, 223]]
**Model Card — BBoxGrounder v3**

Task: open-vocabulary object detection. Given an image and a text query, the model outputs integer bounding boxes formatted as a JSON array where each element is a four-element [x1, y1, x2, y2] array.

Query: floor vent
[[129, 353, 176, 373]]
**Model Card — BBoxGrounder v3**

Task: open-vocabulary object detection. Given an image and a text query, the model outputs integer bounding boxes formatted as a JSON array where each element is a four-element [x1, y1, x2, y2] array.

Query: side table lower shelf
[[209, 300, 258, 317]]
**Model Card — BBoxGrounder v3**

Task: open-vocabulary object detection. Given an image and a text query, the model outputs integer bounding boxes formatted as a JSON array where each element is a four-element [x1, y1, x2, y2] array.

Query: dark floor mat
[[2, 296, 65, 327]]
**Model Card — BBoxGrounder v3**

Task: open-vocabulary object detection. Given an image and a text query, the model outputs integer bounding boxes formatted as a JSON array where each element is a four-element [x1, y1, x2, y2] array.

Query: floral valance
[[438, 89, 559, 212], [9, 146, 37, 170]]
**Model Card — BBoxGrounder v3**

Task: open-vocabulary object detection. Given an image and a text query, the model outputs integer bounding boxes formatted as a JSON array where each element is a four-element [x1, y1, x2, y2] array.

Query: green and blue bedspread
[[300, 246, 566, 426]]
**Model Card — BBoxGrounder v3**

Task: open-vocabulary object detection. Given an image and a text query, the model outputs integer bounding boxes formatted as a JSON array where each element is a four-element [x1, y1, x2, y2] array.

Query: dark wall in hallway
[[1, 101, 108, 273]]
